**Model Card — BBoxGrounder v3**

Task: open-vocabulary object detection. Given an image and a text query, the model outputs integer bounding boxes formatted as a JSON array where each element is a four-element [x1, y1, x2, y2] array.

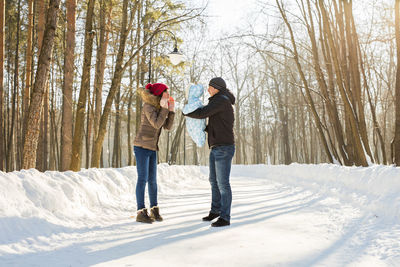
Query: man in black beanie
[[183, 77, 235, 227], [208, 77, 226, 90]]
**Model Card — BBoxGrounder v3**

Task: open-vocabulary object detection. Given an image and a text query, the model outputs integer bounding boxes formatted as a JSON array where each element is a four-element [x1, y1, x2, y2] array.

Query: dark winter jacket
[[185, 88, 235, 148], [134, 88, 175, 151]]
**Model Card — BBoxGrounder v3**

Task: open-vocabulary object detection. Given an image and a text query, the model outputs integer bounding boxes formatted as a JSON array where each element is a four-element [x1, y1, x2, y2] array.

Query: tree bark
[[318, 0, 367, 166], [37, 0, 46, 50], [270, 69, 291, 164], [49, 68, 58, 170], [393, 0, 400, 165], [0, 0, 4, 171], [343, 1, 373, 162], [135, 1, 145, 152], [92, 0, 111, 166], [23, 0, 34, 138], [277, 0, 333, 163], [225, 46, 249, 164], [7, 0, 21, 171], [304, 0, 349, 165], [127, 66, 134, 165], [169, 115, 185, 164], [358, 40, 386, 164], [36, 83, 49, 171], [112, 89, 121, 168], [22, 0, 61, 170], [91, 0, 133, 167], [70, 0, 95, 171], [128, 1, 142, 166], [86, 82, 93, 168], [60, 0, 76, 171], [36, 0, 49, 171]]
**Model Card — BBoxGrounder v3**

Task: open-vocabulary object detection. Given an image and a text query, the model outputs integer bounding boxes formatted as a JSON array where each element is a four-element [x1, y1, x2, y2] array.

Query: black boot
[[211, 218, 230, 227], [136, 208, 154, 224], [202, 212, 219, 221], [150, 206, 163, 222]]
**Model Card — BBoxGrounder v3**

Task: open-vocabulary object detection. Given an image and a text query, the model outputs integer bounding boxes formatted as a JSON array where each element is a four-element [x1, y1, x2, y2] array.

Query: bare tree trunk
[[343, 1, 373, 162], [91, 0, 133, 167], [170, 115, 185, 164], [22, 0, 61, 170], [5, 14, 11, 169], [108, 114, 112, 167], [277, 0, 333, 164], [7, 0, 21, 171], [282, 72, 291, 164], [112, 88, 121, 168], [127, 91, 133, 165], [135, 1, 145, 149], [393, 0, 400, 165], [190, 140, 197, 165], [15, 92, 20, 170], [0, 0, 4, 171], [36, 86, 49, 171], [271, 71, 291, 164], [299, 105, 309, 163], [225, 46, 249, 164], [86, 85, 93, 168], [35, 0, 48, 171], [359, 42, 386, 164], [318, 0, 367, 166], [23, 0, 34, 137], [128, 2, 141, 166], [251, 81, 263, 164], [304, 0, 349, 165], [37, 0, 46, 50], [92, 0, 111, 166], [60, 0, 76, 171], [241, 125, 247, 164], [70, 0, 95, 171], [49, 66, 57, 170], [127, 63, 134, 166]]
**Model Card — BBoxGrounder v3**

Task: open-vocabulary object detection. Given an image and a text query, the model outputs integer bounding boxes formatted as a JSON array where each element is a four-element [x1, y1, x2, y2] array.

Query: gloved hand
[[168, 96, 175, 111]]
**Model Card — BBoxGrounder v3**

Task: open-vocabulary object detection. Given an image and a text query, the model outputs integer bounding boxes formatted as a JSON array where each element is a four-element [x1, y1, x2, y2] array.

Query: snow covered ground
[[1, 163, 400, 266]]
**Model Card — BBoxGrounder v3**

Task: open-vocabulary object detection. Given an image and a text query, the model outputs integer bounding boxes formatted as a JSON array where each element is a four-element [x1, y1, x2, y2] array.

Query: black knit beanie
[[209, 77, 226, 90]]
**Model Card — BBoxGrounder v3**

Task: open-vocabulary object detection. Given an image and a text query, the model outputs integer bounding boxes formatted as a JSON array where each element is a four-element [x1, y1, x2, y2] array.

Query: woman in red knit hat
[[133, 83, 175, 223]]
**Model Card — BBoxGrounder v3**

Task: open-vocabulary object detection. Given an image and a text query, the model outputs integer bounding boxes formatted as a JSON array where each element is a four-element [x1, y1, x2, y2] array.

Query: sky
[[207, 0, 251, 33], [201, 0, 260, 35], [1, 163, 400, 266]]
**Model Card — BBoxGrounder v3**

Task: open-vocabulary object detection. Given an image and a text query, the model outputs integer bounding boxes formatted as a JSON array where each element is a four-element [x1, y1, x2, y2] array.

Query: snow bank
[[231, 164, 400, 221], [0, 164, 208, 228], [1, 164, 399, 236]]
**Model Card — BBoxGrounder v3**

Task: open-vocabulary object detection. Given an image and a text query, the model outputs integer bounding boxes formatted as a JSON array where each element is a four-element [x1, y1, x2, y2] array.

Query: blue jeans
[[134, 146, 158, 210], [209, 145, 235, 222]]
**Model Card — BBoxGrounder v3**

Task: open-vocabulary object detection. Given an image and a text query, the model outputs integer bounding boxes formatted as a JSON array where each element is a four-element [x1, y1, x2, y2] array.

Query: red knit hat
[[146, 83, 168, 96]]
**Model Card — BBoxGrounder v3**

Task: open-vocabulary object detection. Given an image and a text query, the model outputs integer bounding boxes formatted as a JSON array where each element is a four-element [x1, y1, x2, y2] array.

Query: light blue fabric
[[182, 84, 206, 147]]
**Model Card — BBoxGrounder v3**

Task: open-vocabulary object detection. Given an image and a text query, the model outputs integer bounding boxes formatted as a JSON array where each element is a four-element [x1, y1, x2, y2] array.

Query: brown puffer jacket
[[134, 88, 175, 151]]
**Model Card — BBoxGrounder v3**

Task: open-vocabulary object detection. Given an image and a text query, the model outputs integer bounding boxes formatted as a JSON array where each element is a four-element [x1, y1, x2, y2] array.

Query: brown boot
[[136, 208, 153, 224], [150, 206, 163, 222]]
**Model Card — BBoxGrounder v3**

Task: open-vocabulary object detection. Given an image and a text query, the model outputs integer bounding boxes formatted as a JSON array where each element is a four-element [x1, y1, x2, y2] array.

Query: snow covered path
[[1, 165, 400, 266]]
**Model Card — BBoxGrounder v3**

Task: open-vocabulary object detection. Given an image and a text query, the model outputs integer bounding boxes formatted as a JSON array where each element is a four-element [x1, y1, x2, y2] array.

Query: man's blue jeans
[[209, 145, 235, 222], [134, 146, 158, 210]]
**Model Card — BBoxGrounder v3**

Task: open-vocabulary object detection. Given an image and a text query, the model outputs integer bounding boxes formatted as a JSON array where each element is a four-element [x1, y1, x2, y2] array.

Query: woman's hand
[[168, 96, 175, 112], [160, 92, 169, 109]]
